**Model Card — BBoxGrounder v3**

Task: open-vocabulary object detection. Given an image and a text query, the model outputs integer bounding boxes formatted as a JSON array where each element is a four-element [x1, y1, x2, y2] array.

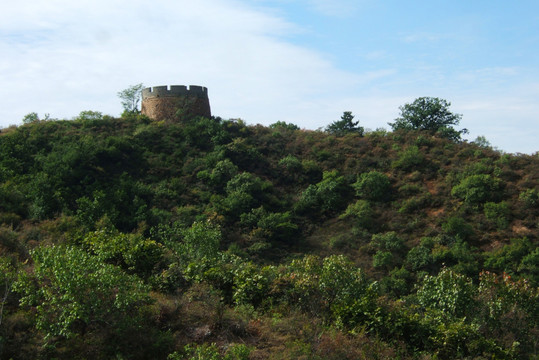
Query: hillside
[[0, 112, 537, 359]]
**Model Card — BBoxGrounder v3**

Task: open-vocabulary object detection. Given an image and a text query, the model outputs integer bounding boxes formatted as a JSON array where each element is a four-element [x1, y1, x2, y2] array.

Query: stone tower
[[141, 85, 211, 121]]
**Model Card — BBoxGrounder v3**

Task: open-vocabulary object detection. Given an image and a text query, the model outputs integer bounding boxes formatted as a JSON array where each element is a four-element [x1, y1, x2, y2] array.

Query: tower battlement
[[141, 85, 208, 99], [141, 84, 211, 121]]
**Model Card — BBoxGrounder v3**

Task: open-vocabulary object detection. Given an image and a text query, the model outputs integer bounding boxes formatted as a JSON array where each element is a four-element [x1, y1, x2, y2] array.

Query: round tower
[[141, 85, 211, 121]]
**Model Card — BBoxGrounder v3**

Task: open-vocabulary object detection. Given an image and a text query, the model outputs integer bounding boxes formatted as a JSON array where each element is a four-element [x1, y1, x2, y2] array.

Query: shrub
[[392, 145, 424, 170], [340, 199, 373, 229], [83, 228, 163, 277], [519, 188, 539, 208], [295, 170, 350, 216], [353, 171, 391, 201], [441, 216, 475, 241], [483, 201, 511, 229], [417, 268, 477, 321], [451, 174, 503, 205], [372, 250, 394, 269], [370, 231, 405, 252], [405, 240, 434, 271], [241, 207, 298, 243], [14, 245, 151, 340], [484, 237, 538, 284]]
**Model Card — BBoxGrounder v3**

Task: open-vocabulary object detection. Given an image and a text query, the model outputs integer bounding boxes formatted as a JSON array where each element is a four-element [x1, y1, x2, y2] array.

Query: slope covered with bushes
[[0, 112, 537, 359]]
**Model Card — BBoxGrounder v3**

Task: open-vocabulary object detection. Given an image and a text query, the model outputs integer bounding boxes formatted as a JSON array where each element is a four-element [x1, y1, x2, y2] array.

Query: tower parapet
[[141, 85, 211, 121]]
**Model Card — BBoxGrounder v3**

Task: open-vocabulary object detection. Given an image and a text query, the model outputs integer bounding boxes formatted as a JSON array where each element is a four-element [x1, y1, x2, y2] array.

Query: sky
[[1, 0, 538, 154]]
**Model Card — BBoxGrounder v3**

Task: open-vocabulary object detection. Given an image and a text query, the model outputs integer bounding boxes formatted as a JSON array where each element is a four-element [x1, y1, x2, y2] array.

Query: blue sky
[[1, 0, 538, 153]]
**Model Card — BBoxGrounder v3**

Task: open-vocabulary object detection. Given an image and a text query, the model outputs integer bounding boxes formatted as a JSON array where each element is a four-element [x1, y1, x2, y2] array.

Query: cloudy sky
[[1, 0, 538, 153]]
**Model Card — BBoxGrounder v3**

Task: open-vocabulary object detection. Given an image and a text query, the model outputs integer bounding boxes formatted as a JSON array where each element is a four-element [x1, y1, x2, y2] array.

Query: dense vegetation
[[0, 108, 537, 359]]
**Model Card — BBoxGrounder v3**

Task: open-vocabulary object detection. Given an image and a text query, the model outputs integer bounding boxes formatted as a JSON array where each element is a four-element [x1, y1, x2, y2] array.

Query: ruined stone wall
[[141, 85, 211, 121]]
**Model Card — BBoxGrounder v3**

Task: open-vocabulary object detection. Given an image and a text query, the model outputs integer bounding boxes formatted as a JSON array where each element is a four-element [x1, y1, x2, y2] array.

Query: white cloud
[[0, 0, 357, 125]]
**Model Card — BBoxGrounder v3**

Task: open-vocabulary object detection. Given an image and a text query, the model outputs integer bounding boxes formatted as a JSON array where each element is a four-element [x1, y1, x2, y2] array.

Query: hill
[[0, 113, 537, 359]]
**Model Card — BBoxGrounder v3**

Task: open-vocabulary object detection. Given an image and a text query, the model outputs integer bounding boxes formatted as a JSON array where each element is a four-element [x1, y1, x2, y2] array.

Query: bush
[[484, 201, 511, 229], [451, 174, 503, 206], [405, 240, 434, 271], [295, 170, 350, 216], [417, 268, 477, 321], [484, 237, 538, 285], [441, 216, 475, 241], [340, 199, 373, 229], [14, 245, 151, 340], [240, 207, 298, 243], [353, 171, 391, 201], [392, 145, 424, 171], [370, 231, 405, 252], [519, 188, 539, 208], [83, 229, 163, 277]]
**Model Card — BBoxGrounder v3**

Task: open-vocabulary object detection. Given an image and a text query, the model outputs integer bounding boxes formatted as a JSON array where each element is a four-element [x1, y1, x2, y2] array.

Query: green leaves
[[353, 171, 391, 201], [389, 97, 467, 141], [14, 245, 151, 340], [326, 111, 364, 137], [117, 83, 144, 114], [417, 268, 476, 321], [451, 174, 503, 205], [296, 170, 350, 216]]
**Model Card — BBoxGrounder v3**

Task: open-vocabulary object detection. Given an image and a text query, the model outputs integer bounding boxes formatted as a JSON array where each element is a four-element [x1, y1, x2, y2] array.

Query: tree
[[389, 97, 468, 141], [14, 245, 151, 340], [353, 171, 391, 201], [21, 112, 39, 124], [326, 111, 364, 137], [117, 83, 144, 114]]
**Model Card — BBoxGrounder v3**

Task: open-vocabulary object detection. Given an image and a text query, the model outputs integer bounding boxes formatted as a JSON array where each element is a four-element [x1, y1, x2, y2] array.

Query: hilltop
[[0, 111, 537, 359]]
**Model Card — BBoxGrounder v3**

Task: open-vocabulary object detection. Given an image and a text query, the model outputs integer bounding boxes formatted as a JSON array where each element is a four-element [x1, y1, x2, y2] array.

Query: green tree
[[269, 121, 300, 131], [417, 268, 476, 320], [326, 111, 364, 137], [295, 170, 350, 215], [389, 97, 467, 141], [353, 171, 391, 201], [117, 83, 144, 114], [14, 245, 151, 340], [21, 112, 40, 124], [451, 174, 503, 206], [76, 110, 103, 121]]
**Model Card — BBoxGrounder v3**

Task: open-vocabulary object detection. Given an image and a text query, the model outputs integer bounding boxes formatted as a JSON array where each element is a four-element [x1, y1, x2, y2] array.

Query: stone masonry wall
[[141, 85, 211, 121]]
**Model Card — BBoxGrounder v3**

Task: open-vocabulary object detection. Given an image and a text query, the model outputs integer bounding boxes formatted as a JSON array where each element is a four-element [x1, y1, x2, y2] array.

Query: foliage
[[389, 97, 468, 141], [353, 171, 391, 201], [168, 342, 252, 360], [269, 121, 299, 131], [21, 112, 40, 124], [483, 201, 511, 229], [484, 237, 538, 285], [296, 170, 350, 216], [392, 145, 424, 170], [240, 207, 298, 243], [441, 216, 475, 242], [117, 83, 144, 114], [416, 268, 476, 321], [0, 108, 538, 358], [83, 228, 163, 277], [0, 256, 17, 326], [76, 110, 104, 121], [340, 199, 373, 229], [451, 174, 503, 205], [325, 111, 364, 137], [13, 245, 151, 340], [519, 188, 539, 208]]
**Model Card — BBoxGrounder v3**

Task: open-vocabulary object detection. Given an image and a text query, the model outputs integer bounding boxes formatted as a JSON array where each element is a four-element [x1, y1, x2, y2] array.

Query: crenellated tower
[[141, 85, 211, 121]]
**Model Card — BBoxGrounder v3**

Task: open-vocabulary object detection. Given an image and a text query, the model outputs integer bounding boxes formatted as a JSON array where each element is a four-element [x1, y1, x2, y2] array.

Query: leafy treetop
[[117, 83, 144, 114], [326, 111, 364, 137], [389, 97, 467, 141]]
